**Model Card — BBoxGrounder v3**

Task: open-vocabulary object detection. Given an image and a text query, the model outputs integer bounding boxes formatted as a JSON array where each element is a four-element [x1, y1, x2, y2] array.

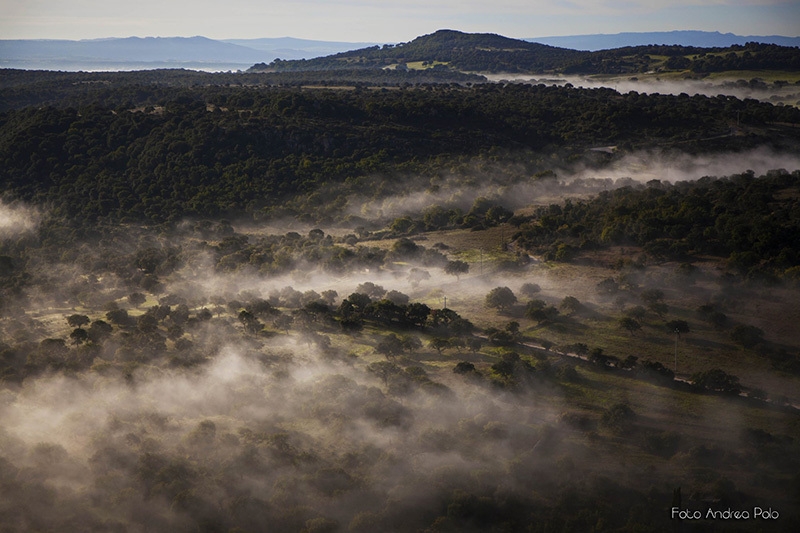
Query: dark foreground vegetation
[[1, 216, 799, 533], [0, 63, 799, 532]]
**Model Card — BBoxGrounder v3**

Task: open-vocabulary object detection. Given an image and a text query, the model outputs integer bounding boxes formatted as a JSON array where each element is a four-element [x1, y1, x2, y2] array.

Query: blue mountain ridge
[[526, 30, 800, 51], [2, 31, 797, 71]]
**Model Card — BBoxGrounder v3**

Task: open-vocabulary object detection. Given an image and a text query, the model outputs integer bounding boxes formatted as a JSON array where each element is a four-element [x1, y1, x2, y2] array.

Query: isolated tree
[[601, 403, 636, 431], [367, 361, 402, 386], [485, 205, 514, 225], [449, 317, 475, 337], [525, 301, 559, 324], [137, 313, 159, 333], [468, 338, 482, 353], [666, 320, 690, 337], [69, 328, 89, 345], [619, 317, 642, 335], [429, 337, 451, 354], [573, 343, 589, 356], [400, 335, 422, 353], [320, 290, 338, 306], [127, 292, 147, 308], [485, 327, 515, 346], [485, 286, 517, 310], [355, 282, 386, 299], [560, 296, 581, 316], [105, 308, 131, 326], [709, 311, 729, 329], [404, 302, 431, 329], [641, 289, 665, 305], [171, 303, 190, 326], [238, 310, 262, 334], [246, 298, 276, 318], [347, 293, 372, 312], [625, 305, 647, 320], [691, 368, 742, 395], [453, 361, 476, 374], [66, 314, 90, 328], [731, 324, 764, 348], [520, 283, 541, 297], [385, 290, 410, 306], [87, 320, 113, 342], [596, 278, 619, 295], [649, 302, 668, 318], [444, 260, 469, 281], [376, 334, 405, 359], [407, 268, 431, 287]]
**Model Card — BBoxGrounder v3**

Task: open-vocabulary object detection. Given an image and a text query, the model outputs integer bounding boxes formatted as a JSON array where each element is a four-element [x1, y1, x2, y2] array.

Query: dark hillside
[[252, 29, 586, 73], [2, 81, 799, 223]]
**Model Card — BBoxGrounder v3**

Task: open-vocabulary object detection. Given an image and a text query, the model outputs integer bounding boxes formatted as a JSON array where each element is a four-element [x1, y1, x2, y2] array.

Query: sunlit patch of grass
[[404, 61, 450, 70]]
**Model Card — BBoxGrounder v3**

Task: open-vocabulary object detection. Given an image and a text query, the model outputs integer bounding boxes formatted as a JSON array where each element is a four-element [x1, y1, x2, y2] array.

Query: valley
[[1, 29, 799, 532]]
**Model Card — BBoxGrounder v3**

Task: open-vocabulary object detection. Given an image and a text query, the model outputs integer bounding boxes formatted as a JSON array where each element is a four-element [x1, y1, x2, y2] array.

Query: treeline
[[0, 68, 485, 111], [565, 42, 800, 74], [513, 170, 800, 278], [2, 81, 799, 224]]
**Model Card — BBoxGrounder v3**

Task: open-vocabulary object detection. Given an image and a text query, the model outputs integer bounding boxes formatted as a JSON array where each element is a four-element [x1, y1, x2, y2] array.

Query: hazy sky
[[2, 0, 799, 42]]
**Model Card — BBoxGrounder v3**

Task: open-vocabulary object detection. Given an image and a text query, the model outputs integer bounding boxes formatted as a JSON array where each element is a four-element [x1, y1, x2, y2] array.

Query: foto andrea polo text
[[671, 507, 780, 520]]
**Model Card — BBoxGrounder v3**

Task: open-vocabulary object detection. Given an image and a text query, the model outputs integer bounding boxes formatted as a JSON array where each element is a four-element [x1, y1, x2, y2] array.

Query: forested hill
[[250, 30, 800, 75], [2, 80, 799, 224], [250, 30, 585, 73]]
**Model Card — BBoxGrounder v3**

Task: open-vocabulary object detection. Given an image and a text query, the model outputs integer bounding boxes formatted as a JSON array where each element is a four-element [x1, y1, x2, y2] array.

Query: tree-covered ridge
[[0, 68, 485, 112], [250, 30, 800, 75], [2, 81, 799, 223], [514, 170, 800, 278], [565, 42, 800, 75], [251, 29, 585, 73]]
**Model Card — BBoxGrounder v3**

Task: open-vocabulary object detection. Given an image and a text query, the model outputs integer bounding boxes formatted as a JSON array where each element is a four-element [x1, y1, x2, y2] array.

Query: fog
[[0, 320, 569, 531], [0, 200, 41, 239], [1, 149, 799, 531], [343, 147, 800, 223], [488, 74, 800, 106]]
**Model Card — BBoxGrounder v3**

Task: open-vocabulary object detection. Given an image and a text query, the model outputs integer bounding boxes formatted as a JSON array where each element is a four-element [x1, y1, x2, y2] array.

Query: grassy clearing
[[404, 61, 450, 70], [389, 224, 800, 406]]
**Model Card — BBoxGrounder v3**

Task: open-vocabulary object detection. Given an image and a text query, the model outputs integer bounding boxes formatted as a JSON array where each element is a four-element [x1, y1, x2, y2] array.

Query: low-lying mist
[[0, 200, 41, 239], [488, 74, 800, 106], [345, 147, 800, 223], [1, 147, 800, 531], [0, 325, 570, 532]]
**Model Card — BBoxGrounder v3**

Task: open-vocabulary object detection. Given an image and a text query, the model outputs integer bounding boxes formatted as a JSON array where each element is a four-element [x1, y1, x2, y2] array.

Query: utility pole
[[443, 296, 447, 310]]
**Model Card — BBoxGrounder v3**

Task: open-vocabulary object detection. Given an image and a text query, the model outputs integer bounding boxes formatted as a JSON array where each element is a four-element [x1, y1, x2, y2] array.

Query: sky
[[2, 0, 799, 42]]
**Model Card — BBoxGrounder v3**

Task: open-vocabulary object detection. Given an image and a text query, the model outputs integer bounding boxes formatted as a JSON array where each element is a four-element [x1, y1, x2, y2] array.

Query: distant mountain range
[[527, 31, 800, 51], [0, 30, 797, 72], [0, 36, 376, 71]]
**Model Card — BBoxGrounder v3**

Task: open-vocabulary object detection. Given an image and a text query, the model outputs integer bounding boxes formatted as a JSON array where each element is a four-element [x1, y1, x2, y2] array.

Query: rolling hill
[[250, 29, 586, 73], [251, 29, 800, 76]]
